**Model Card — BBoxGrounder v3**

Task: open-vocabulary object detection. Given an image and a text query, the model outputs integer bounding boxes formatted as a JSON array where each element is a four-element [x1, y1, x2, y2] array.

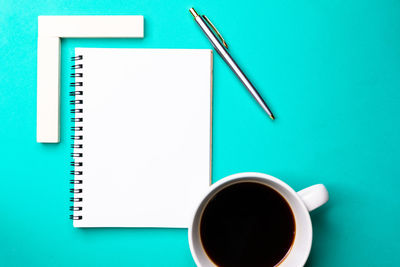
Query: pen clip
[[202, 15, 228, 49]]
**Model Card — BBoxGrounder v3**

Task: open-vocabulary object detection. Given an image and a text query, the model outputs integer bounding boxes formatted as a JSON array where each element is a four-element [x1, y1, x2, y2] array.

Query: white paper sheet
[[72, 48, 212, 227]]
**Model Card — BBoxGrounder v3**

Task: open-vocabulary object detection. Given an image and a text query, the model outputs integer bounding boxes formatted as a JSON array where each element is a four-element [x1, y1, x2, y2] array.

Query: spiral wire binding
[[70, 55, 84, 221]]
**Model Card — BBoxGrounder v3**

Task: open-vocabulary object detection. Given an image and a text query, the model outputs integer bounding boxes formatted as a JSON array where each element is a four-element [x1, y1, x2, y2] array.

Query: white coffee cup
[[188, 172, 329, 267]]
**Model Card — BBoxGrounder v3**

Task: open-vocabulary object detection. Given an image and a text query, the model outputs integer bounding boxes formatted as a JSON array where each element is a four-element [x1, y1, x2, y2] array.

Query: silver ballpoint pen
[[190, 7, 275, 120]]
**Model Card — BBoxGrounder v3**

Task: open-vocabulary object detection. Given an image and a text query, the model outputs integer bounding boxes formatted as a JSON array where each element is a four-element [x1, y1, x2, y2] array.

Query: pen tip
[[270, 114, 275, 120]]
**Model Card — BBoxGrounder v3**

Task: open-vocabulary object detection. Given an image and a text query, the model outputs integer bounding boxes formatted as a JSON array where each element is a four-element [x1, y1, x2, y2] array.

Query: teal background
[[0, 0, 399, 266]]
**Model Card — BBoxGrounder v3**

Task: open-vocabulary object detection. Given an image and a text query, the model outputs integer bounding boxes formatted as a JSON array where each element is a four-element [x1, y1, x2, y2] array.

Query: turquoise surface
[[1, 0, 399, 266]]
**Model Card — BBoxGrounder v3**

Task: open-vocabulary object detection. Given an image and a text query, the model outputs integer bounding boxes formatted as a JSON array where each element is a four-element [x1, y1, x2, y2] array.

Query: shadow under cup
[[189, 176, 314, 267]]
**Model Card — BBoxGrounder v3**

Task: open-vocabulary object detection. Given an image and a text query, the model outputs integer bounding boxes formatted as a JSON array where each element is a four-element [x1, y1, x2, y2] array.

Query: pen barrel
[[195, 16, 273, 117], [220, 54, 272, 117], [195, 16, 226, 56]]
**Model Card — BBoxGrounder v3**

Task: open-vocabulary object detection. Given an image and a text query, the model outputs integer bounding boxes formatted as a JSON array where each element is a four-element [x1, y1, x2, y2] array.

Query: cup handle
[[297, 184, 329, 212]]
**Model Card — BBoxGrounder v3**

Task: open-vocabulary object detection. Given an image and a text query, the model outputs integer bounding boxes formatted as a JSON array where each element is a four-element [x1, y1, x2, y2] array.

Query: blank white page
[[72, 48, 212, 227]]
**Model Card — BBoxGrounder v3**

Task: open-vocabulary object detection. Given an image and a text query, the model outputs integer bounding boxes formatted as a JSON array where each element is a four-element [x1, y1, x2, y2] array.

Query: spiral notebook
[[70, 48, 212, 228]]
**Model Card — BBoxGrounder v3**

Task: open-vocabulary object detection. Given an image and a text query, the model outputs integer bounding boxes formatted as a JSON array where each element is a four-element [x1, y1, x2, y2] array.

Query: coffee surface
[[200, 182, 295, 267]]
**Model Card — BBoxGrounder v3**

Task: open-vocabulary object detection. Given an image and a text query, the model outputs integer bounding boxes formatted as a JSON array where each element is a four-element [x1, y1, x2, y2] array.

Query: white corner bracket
[[37, 16, 144, 143]]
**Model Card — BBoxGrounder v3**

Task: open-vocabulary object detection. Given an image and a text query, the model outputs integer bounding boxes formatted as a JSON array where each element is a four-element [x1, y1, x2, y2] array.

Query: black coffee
[[200, 182, 295, 267]]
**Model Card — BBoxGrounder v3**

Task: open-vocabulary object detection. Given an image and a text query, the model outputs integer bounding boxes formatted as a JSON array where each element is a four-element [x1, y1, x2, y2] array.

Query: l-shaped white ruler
[[37, 16, 144, 143]]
